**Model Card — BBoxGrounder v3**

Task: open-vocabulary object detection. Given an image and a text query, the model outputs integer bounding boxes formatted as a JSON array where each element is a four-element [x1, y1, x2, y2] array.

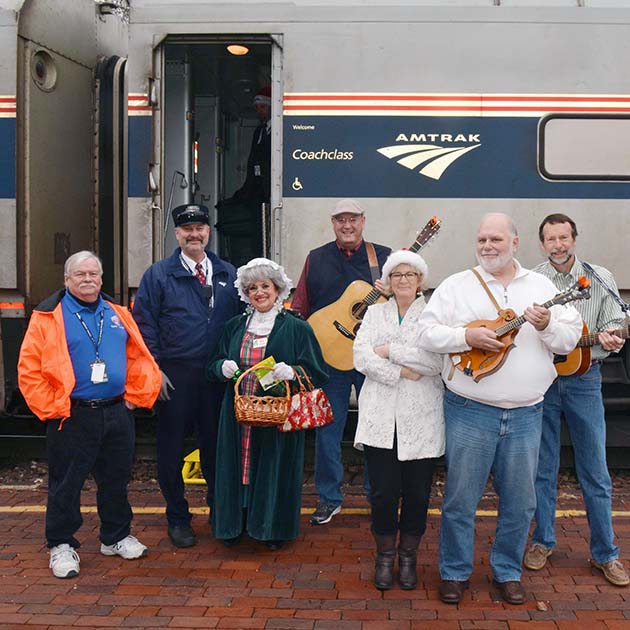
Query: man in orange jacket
[[18, 251, 161, 579]]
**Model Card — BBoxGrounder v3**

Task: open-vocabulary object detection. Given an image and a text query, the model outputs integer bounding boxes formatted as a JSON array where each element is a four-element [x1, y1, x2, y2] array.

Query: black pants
[[46, 401, 134, 548], [157, 360, 225, 526], [364, 435, 436, 537]]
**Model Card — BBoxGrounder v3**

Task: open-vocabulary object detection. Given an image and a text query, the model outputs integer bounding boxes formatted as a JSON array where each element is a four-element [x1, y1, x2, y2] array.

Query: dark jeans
[[364, 435, 435, 537], [157, 360, 225, 526], [46, 401, 135, 549]]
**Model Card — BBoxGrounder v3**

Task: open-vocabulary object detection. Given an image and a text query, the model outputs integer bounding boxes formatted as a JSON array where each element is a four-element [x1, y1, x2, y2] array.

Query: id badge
[[90, 360, 108, 384], [252, 337, 268, 349], [254, 164, 261, 177]]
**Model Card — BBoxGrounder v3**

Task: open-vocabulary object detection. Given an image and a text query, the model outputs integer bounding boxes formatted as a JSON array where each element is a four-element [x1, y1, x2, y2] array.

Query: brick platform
[[1, 476, 630, 629]]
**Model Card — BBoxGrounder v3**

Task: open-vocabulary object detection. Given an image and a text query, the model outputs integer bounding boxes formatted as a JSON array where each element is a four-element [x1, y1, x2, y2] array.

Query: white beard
[[476, 249, 514, 274]]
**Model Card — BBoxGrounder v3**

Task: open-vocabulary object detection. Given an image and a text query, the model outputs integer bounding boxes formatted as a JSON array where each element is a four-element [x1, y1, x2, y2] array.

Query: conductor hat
[[172, 204, 210, 227]]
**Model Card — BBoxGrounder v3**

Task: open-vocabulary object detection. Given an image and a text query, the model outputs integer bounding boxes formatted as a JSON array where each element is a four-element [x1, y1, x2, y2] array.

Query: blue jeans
[[532, 363, 617, 564], [439, 390, 542, 583], [314, 367, 365, 506]]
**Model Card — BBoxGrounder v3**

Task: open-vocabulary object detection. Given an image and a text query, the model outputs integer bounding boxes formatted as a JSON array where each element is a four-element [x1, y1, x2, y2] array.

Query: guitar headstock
[[553, 275, 591, 306], [409, 216, 442, 253]]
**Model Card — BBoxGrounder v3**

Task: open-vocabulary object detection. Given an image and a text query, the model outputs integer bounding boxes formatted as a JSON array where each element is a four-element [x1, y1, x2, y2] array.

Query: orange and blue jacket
[[18, 289, 162, 423]]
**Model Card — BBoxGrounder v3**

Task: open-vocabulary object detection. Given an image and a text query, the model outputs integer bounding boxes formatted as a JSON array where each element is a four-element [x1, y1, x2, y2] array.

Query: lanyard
[[180, 255, 207, 279], [75, 310, 104, 360]]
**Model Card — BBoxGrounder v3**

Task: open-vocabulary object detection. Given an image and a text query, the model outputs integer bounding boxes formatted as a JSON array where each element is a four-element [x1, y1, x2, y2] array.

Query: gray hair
[[64, 251, 103, 278], [479, 212, 518, 237], [235, 259, 293, 305]]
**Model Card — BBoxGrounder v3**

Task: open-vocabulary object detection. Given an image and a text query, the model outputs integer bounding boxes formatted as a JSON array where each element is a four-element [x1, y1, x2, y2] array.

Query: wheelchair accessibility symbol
[[292, 177, 303, 191]]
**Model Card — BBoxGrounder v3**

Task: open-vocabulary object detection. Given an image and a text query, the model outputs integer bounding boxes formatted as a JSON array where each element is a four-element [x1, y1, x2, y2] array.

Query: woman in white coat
[[354, 249, 444, 591]]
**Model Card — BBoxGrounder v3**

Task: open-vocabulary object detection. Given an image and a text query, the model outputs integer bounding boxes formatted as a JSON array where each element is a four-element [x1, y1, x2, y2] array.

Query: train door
[[16, 0, 129, 310], [17, 41, 95, 308], [154, 37, 278, 268]]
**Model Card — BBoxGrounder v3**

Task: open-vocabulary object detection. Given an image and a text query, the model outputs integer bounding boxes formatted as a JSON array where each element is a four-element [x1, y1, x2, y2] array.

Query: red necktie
[[195, 262, 206, 285]]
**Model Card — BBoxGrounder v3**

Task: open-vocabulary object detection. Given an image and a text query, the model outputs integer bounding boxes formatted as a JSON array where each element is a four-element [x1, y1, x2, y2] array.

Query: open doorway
[[161, 37, 272, 268]]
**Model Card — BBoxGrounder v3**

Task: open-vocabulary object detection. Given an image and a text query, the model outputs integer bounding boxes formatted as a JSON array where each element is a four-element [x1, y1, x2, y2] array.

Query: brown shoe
[[590, 558, 630, 586], [523, 543, 553, 570], [438, 579, 469, 604], [492, 580, 526, 605]]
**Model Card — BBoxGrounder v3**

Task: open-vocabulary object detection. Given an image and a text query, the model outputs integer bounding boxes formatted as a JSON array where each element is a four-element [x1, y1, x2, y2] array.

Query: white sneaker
[[49, 544, 80, 579], [100, 535, 148, 560]]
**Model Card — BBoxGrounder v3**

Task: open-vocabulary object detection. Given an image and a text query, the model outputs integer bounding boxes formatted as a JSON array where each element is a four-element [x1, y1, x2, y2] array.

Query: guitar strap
[[470, 268, 512, 320], [365, 242, 380, 285]]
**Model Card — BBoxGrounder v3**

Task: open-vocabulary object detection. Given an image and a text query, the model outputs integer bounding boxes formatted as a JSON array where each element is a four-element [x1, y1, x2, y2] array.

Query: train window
[[539, 114, 630, 181], [30, 50, 58, 92]]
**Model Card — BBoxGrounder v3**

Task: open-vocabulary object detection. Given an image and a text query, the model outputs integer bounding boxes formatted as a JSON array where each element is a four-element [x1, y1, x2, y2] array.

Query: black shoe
[[168, 524, 196, 548], [438, 579, 469, 604], [492, 579, 526, 605], [265, 540, 284, 550], [220, 535, 242, 548], [309, 502, 341, 525]]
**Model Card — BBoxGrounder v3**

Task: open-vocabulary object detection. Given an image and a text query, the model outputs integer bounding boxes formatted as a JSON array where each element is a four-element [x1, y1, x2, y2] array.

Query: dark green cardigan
[[208, 309, 328, 541]]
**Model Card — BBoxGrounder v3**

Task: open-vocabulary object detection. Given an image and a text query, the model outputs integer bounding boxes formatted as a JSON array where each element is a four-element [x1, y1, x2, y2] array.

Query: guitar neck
[[364, 287, 384, 305], [495, 295, 567, 336], [578, 327, 630, 348]]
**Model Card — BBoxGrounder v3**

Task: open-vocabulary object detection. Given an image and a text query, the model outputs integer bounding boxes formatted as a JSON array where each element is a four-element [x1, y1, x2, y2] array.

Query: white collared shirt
[[180, 252, 213, 287]]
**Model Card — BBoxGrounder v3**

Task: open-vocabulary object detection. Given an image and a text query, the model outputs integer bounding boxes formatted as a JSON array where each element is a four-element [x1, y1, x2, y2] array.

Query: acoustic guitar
[[450, 276, 591, 383], [307, 216, 441, 371], [554, 322, 630, 376]]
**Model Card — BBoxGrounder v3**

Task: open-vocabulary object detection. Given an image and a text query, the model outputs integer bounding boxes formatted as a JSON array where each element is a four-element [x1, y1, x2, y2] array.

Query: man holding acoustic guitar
[[291, 199, 391, 525], [417, 213, 583, 605], [524, 213, 629, 587]]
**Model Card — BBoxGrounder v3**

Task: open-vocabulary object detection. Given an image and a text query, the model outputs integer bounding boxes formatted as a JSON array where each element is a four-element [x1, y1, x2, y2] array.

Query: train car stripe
[[129, 93, 152, 116], [0, 95, 16, 118], [283, 93, 630, 116]]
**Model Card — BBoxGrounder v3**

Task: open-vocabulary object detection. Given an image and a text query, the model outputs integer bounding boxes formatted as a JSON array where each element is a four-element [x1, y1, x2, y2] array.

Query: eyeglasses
[[390, 272, 419, 281], [246, 282, 275, 294], [332, 216, 361, 226]]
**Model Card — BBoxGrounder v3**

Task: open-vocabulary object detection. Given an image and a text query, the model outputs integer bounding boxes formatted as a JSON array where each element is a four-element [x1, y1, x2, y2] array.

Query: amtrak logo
[[377, 134, 481, 180]]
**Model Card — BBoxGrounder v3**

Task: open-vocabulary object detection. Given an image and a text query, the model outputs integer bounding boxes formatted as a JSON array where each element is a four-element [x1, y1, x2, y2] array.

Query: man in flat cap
[[133, 204, 241, 548], [292, 199, 391, 525]]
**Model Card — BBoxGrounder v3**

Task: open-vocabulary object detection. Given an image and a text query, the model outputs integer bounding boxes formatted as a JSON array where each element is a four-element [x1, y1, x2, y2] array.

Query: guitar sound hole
[[353, 322, 362, 336], [352, 303, 367, 319]]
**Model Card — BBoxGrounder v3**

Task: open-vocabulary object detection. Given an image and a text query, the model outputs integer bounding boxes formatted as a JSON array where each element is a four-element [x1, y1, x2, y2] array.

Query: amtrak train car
[[2, 1, 630, 453]]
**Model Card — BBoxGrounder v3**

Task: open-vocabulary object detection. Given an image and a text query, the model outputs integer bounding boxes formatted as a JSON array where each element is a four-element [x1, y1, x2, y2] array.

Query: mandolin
[[307, 216, 441, 371], [554, 322, 630, 376], [450, 276, 591, 383]]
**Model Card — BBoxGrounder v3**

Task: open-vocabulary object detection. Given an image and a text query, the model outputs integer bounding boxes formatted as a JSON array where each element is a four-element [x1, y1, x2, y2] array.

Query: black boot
[[373, 533, 397, 591], [398, 533, 421, 590]]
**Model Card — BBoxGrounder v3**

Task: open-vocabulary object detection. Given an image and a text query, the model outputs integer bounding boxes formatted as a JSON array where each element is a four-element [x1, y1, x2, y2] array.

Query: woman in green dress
[[208, 258, 328, 549]]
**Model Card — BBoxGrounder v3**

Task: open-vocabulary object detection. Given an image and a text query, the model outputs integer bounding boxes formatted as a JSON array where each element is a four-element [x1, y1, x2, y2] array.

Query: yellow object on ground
[[181, 449, 206, 485]]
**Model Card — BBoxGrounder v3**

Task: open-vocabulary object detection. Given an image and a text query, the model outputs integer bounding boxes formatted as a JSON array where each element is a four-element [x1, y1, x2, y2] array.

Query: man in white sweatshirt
[[417, 213, 582, 605]]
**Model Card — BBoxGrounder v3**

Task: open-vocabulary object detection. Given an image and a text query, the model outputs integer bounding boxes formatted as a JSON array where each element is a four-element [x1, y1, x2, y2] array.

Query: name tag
[[90, 360, 108, 384], [254, 164, 262, 177], [252, 337, 268, 349]]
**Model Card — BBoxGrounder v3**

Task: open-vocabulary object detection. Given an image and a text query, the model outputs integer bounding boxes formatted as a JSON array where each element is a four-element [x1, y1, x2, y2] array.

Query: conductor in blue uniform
[[133, 204, 241, 548]]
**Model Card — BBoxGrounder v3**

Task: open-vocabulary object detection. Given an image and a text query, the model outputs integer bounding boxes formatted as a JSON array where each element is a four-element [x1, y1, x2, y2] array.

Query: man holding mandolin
[[417, 213, 582, 605], [524, 213, 629, 586], [292, 199, 391, 525]]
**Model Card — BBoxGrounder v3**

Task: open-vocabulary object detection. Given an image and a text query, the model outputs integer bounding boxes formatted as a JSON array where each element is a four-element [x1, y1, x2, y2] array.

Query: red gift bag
[[278, 367, 334, 432]]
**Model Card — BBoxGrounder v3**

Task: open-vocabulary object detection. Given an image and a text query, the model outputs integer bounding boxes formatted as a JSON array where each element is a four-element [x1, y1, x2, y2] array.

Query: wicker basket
[[233, 364, 291, 428]]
